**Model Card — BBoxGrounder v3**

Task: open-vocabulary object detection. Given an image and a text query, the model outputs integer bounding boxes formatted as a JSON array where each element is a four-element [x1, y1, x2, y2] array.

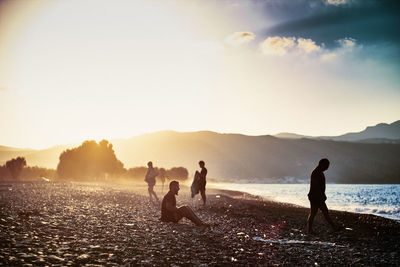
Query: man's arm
[[165, 200, 180, 221]]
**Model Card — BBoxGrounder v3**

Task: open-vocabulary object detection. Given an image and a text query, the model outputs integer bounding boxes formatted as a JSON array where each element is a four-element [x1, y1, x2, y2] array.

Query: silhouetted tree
[[126, 166, 148, 180], [21, 166, 56, 181], [0, 165, 11, 180], [5, 157, 27, 180], [57, 140, 124, 181], [166, 167, 188, 181]]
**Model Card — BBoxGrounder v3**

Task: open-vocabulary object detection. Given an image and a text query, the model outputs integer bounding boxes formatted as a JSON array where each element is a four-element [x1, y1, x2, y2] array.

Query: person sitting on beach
[[145, 161, 159, 203], [307, 158, 339, 234], [161, 181, 208, 226], [197, 160, 207, 205]]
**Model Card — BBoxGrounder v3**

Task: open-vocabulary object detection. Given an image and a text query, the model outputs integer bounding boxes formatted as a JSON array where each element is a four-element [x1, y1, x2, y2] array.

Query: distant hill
[[274, 120, 400, 143], [111, 131, 400, 184], [1, 124, 400, 184], [0, 146, 36, 166], [321, 120, 400, 142], [274, 133, 309, 139], [0, 144, 75, 169], [0, 145, 35, 152]]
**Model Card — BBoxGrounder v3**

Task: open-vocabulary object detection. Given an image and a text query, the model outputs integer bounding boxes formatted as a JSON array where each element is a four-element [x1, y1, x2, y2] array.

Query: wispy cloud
[[321, 38, 359, 61], [297, 38, 321, 53], [325, 0, 349, 5], [225, 31, 256, 47], [259, 36, 321, 56], [259, 36, 295, 55], [337, 37, 356, 48]]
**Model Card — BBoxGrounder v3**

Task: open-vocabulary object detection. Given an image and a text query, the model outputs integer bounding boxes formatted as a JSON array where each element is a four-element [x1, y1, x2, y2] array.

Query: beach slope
[[0, 182, 399, 266]]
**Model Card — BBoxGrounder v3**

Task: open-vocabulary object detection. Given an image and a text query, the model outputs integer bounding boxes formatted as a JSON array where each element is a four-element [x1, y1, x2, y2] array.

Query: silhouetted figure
[[159, 168, 166, 193], [307, 158, 338, 234], [161, 181, 208, 226], [145, 161, 159, 203], [196, 160, 207, 205]]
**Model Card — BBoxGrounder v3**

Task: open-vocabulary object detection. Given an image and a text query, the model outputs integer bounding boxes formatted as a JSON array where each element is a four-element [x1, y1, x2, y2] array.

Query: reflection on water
[[209, 183, 400, 221]]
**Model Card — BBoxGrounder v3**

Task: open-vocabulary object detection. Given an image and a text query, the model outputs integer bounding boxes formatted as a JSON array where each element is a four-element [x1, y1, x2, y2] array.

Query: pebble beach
[[1, 181, 399, 266]]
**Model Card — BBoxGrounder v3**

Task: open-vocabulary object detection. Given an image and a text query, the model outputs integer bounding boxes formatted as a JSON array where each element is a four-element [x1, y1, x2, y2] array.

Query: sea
[[209, 183, 400, 221]]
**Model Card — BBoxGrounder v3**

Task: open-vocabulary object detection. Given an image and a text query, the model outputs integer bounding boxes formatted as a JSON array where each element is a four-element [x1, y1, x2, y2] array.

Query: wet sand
[[0, 181, 399, 266]]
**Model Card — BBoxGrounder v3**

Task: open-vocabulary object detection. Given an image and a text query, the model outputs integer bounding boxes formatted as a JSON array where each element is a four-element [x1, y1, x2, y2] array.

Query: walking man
[[145, 161, 159, 203], [307, 158, 339, 234]]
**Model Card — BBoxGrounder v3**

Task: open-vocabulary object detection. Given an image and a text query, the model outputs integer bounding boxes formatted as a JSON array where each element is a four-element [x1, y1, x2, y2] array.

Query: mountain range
[[275, 120, 400, 143], [1, 120, 399, 183]]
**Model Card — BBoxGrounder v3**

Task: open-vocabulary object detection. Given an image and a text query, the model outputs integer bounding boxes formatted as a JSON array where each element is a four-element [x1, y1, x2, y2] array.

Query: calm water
[[209, 183, 400, 221]]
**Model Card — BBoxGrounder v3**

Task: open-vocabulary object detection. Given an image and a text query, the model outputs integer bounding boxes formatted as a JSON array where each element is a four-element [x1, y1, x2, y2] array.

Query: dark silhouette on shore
[[5, 157, 26, 179], [145, 161, 159, 203], [57, 140, 124, 180], [161, 181, 208, 226], [307, 158, 338, 234], [196, 160, 207, 205], [158, 167, 166, 193]]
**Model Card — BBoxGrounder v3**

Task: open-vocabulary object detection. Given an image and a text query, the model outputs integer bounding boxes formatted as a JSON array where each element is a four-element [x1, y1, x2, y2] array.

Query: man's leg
[[178, 206, 205, 226], [320, 202, 337, 230], [152, 190, 159, 202], [148, 185, 158, 202], [148, 186, 153, 202], [307, 203, 318, 234], [200, 189, 206, 205]]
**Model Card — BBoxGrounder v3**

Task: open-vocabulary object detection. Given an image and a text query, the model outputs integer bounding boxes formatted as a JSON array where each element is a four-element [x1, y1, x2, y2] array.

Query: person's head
[[318, 158, 330, 171], [199, 160, 205, 168], [169, 180, 180, 195], [147, 161, 153, 168]]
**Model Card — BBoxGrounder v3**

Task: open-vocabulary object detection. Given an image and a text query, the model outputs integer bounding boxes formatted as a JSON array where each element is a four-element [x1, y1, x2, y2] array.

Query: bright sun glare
[[0, 0, 399, 149]]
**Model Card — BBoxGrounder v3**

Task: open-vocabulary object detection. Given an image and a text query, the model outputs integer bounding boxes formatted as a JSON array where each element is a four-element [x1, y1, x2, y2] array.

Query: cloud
[[225, 31, 256, 47], [260, 36, 321, 56], [297, 38, 321, 53], [259, 36, 295, 55], [337, 37, 356, 48], [320, 38, 358, 61], [263, 0, 400, 50], [0, 86, 8, 91], [325, 0, 348, 5]]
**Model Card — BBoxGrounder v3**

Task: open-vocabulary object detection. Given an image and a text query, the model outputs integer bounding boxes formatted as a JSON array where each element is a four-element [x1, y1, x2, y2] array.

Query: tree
[[5, 157, 27, 180], [166, 167, 189, 181], [126, 166, 148, 180], [57, 140, 124, 180]]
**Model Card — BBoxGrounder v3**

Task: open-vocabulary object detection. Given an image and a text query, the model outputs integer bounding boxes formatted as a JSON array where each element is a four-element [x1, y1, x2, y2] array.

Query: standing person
[[307, 158, 338, 234], [159, 168, 166, 193], [145, 161, 159, 203], [161, 181, 209, 226], [196, 160, 207, 205]]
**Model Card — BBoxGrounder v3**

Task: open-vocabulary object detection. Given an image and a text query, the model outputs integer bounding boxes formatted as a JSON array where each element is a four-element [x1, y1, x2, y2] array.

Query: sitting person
[[161, 180, 208, 227]]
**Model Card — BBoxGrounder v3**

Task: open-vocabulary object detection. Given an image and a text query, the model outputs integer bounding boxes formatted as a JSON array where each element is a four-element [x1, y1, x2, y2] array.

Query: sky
[[0, 0, 399, 149]]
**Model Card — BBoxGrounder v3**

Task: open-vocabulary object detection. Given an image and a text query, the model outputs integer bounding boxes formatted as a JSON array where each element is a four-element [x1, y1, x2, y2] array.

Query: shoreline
[[208, 182, 400, 222], [1, 181, 399, 265], [2, 180, 399, 221]]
